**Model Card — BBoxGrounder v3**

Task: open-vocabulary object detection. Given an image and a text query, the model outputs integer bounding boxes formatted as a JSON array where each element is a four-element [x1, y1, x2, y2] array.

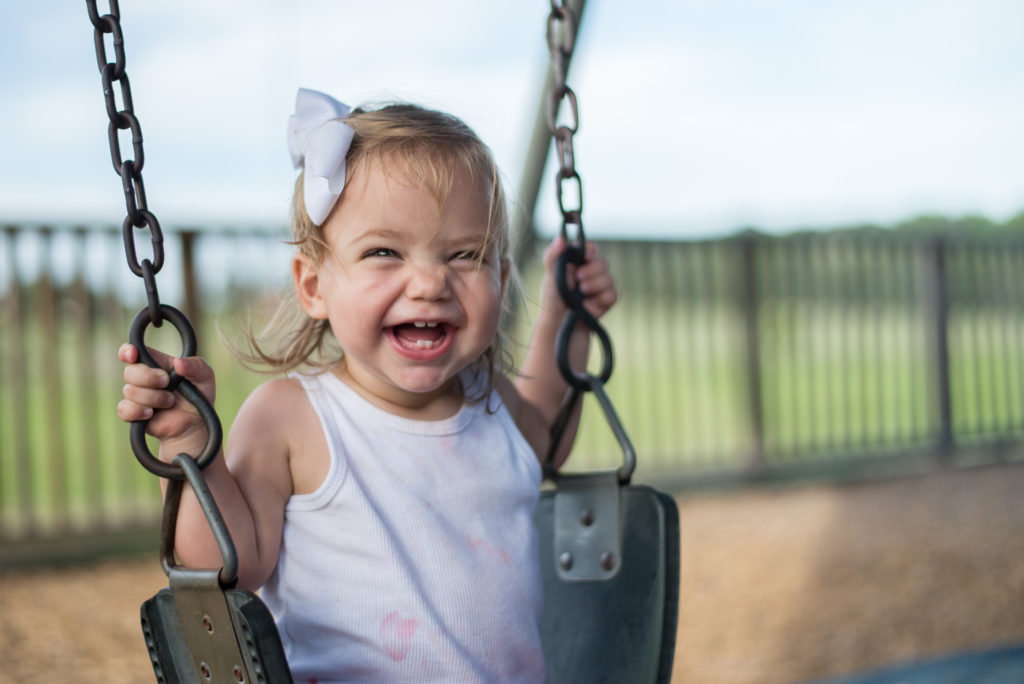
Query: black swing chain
[[86, 0, 222, 479], [544, 1, 633, 481], [545, 0, 613, 391]]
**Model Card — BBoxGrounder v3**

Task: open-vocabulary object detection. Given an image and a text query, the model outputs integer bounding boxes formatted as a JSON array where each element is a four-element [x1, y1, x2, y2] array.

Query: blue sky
[[2, 0, 1023, 238]]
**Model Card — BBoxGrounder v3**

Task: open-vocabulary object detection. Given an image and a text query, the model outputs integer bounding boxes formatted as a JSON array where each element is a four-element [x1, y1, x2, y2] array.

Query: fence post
[[2, 227, 32, 538], [740, 234, 766, 469], [929, 237, 954, 455], [37, 228, 68, 533]]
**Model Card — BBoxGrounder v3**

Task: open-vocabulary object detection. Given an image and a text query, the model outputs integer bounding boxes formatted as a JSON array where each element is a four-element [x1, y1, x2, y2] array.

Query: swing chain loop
[[556, 169, 583, 226], [87, 0, 223, 479], [106, 107, 144, 174], [141, 258, 163, 328], [120, 160, 148, 221], [554, 125, 575, 177], [101, 63, 135, 131], [89, 1, 125, 80], [121, 210, 164, 276], [546, 6, 576, 76]]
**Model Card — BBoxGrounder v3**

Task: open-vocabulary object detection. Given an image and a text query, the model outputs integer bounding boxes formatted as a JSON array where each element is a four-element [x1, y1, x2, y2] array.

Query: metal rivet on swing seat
[[202, 615, 214, 632], [233, 665, 245, 682], [200, 661, 212, 679], [558, 552, 574, 571], [579, 509, 594, 526], [600, 551, 617, 572]]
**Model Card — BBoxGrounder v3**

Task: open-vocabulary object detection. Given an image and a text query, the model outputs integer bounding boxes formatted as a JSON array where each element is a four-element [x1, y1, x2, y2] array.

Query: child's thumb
[[543, 235, 567, 269], [172, 356, 214, 384]]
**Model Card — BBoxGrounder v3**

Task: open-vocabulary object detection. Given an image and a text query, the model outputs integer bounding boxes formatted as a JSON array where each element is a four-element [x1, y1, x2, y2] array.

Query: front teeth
[[413, 321, 439, 328], [414, 339, 437, 349]]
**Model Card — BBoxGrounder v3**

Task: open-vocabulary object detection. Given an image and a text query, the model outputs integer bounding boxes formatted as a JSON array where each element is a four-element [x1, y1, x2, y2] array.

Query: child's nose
[[406, 263, 450, 301]]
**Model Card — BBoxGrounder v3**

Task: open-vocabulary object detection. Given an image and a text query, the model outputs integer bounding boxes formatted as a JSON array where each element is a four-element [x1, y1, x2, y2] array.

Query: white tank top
[[260, 371, 545, 683]]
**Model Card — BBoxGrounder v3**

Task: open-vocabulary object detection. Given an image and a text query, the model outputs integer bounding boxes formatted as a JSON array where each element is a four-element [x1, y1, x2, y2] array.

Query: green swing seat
[[533, 368, 680, 684], [536, 474, 680, 684]]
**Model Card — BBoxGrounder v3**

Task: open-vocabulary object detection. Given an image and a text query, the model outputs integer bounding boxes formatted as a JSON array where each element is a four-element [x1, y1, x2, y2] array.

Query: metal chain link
[[546, 0, 584, 248], [544, 0, 612, 390], [86, 1, 162, 292], [86, 0, 222, 479], [544, 1, 634, 482]]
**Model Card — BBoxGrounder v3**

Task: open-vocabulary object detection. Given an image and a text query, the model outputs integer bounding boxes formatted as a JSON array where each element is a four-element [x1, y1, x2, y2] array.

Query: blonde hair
[[239, 103, 516, 397]]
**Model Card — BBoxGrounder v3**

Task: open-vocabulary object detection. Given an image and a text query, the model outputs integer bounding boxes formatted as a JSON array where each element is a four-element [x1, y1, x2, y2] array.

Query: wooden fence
[[2, 223, 1024, 564]]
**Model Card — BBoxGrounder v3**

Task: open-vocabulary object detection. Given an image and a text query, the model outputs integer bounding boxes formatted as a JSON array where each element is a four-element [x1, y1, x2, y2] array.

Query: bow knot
[[287, 88, 356, 225]]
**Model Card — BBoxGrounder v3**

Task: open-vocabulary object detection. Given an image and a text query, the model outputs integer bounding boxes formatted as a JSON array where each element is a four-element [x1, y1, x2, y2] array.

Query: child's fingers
[[545, 236, 602, 267], [117, 397, 155, 422], [542, 237, 620, 317], [123, 360, 169, 389], [579, 271, 616, 298], [587, 287, 618, 310], [577, 254, 615, 293], [542, 235, 567, 269], [120, 345, 213, 389], [117, 343, 138, 364], [122, 378, 176, 408], [118, 342, 181, 371], [576, 254, 610, 281]]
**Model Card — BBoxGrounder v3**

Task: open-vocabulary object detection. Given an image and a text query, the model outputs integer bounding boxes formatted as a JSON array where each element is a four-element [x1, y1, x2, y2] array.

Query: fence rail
[[2, 223, 1023, 564]]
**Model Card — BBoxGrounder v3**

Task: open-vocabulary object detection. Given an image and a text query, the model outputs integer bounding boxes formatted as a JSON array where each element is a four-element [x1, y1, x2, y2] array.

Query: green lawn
[[4, 282, 1024, 537]]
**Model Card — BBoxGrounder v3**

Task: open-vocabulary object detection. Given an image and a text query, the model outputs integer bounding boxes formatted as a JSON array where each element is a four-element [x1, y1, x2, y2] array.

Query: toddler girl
[[117, 88, 617, 683]]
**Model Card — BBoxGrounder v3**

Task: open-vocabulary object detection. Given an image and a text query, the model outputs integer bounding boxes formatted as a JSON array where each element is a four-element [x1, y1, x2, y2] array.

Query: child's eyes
[[359, 247, 486, 262], [364, 247, 399, 259], [450, 249, 484, 262]]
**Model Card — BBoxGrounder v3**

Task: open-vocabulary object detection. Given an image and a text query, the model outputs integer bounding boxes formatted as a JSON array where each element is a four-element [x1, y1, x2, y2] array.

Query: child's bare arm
[[117, 345, 292, 589], [513, 237, 617, 470]]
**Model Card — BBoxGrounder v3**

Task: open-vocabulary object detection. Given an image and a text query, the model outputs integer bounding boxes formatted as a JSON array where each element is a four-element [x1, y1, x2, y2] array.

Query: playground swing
[[85, 1, 679, 682], [533, 3, 678, 682]]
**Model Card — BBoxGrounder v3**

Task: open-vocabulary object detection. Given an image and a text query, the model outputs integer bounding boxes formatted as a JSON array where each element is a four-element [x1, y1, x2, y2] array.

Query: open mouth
[[388, 321, 455, 356]]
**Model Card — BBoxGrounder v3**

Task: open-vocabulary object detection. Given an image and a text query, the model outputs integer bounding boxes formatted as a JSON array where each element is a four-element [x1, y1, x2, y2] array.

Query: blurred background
[[2, 1, 1024, 683]]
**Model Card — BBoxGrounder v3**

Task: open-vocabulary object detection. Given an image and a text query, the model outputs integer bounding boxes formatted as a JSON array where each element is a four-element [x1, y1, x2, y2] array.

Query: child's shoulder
[[232, 376, 319, 450], [243, 376, 309, 410]]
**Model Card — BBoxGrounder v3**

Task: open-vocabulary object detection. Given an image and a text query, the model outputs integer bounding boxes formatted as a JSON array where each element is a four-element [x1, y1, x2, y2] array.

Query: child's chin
[[395, 372, 456, 397]]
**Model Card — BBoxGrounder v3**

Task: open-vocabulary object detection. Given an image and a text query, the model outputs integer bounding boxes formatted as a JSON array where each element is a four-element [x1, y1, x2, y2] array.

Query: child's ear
[[293, 253, 328, 320]]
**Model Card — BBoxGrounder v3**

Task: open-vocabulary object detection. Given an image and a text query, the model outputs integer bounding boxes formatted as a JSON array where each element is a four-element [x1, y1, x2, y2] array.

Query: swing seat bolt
[[202, 615, 214, 632], [600, 551, 616, 572], [200, 662, 212, 679], [579, 509, 594, 526], [558, 552, 573, 571], [233, 665, 246, 682]]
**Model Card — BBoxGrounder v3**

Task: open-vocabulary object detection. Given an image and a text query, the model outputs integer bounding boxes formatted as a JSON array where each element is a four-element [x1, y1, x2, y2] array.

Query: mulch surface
[[3, 461, 1024, 684]]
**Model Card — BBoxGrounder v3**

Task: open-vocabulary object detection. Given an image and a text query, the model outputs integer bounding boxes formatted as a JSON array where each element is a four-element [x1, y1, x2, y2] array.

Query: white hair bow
[[287, 88, 356, 226]]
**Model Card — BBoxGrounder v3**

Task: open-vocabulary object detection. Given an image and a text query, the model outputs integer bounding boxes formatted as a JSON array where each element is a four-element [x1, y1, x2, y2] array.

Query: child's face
[[294, 156, 507, 412]]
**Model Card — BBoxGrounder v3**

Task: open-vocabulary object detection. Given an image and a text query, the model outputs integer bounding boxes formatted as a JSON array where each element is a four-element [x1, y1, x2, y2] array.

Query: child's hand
[[117, 343, 217, 459], [541, 236, 618, 320]]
